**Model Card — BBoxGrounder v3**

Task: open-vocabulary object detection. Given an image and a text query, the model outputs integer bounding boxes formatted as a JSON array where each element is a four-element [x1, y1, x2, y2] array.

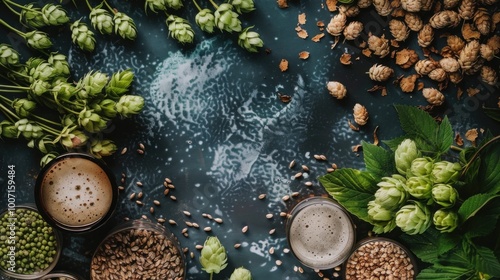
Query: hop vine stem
[[461, 135, 500, 177]]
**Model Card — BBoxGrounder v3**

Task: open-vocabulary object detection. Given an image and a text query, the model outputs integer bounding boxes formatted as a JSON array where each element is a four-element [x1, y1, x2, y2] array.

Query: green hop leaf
[[238, 26, 264, 53], [395, 200, 432, 235], [114, 12, 137, 40], [433, 209, 459, 233], [200, 236, 228, 274], [195, 9, 216, 33], [70, 19, 96, 52]]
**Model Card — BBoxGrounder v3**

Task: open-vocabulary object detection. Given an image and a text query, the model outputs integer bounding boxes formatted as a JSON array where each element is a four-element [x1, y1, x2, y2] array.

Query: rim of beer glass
[[285, 196, 356, 270], [34, 152, 118, 234]]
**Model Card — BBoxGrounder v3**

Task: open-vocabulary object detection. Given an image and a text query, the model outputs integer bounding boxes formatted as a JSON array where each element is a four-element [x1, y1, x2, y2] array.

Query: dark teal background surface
[[1, 0, 499, 279]]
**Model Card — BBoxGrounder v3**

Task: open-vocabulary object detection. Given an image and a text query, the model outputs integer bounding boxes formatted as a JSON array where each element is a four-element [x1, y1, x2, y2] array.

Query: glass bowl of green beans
[[0, 204, 62, 279]]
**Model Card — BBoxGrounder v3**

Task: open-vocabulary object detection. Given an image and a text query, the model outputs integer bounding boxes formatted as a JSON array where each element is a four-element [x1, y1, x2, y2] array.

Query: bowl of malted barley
[[90, 219, 185, 280], [344, 237, 418, 280]]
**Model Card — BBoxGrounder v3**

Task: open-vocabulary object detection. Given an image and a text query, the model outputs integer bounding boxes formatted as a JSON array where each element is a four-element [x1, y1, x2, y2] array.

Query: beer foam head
[[41, 157, 113, 227], [288, 200, 355, 269]]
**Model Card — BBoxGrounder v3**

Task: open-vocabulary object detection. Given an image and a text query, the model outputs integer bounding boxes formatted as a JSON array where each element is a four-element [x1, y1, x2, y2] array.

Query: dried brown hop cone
[[449, 72, 463, 84], [326, 13, 347, 37], [395, 49, 419, 69], [459, 40, 480, 70], [327, 81, 347, 99], [464, 58, 484, 76], [480, 44, 495, 61], [443, 0, 460, 8], [473, 8, 491, 36], [353, 103, 369, 126], [373, 0, 392, 16], [404, 13, 424, 31], [401, 0, 421, 12], [439, 57, 461, 73], [428, 68, 448, 82], [415, 59, 439, 75], [458, 0, 476, 20], [480, 66, 498, 85], [368, 64, 394, 82], [357, 0, 373, 8], [343, 21, 364, 40], [368, 34, 390, 58], [339, 5, 361, 17], [417, 24, 434, 47], [389, 19, 410, 41], [429, 10, 460, 29], [423, 88, 445, 106], [447, 35, 465, 54]]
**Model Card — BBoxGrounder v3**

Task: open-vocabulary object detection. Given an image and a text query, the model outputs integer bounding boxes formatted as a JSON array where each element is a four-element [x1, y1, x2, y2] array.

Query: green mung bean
[[0, 208, 58, 275]]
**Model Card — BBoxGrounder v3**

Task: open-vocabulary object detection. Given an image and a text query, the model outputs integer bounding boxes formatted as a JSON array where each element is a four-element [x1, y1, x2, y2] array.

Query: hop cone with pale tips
[[238, 26, 263, 52], [165, 0, 183, 10], [71, 20, 96, 52], [25, 31, 53, 50], [166, 15, 195, 44], [20, 4, 45, 28], [90, 8, 114, 35], [145, 0, 166, 12], [200, 236, 227, 274], [114, 12, 137, 40], [42, 4, 69, 26], [195, 9, 216, 33], [0, 44, 20, 67], [214, 3, 242, 33], [230, 0, 255, 13]]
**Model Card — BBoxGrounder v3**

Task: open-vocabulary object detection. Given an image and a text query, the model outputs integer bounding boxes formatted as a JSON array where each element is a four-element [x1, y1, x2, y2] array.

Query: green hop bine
[[166, 15, 195, 44], [20, 4, 46, 28], [114, 12, 137, 40], [106, 69, 135, 98], [229, 267, 252, 280], [195, 9, 216, 33], [432, 209, 459, 233], [214, 3, 242, 33], [90, 8, 114, 35], [394, 139, 421, 176], [90, 139, 117, 158], [165, 0, 183, 10], [238, 26, 264, 53], [395, 200, 431, 235], [431, 160, 462, 184], [230, 0, 255, 13], [70, 20, 96, 52], [115, 95, 145, 118], [374, 174, 408, 210], [0, 44, 21, 67], [41, 4, 70, 26], [431, 183, 458, 208], [200, 236, 228, 274], [405, 175, 433, 200]]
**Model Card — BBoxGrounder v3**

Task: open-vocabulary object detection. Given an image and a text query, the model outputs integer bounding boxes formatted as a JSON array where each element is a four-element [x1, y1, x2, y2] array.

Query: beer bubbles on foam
[[288, 199, 355, 269], [41, 157, 113, 227]]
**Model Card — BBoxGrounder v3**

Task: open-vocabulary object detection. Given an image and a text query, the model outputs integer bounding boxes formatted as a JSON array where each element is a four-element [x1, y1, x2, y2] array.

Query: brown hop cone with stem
[[326, 13, 347, 37], [357, 0, 373, 8], [429, 10, 460, 29], [368, 64, 394, 82], [389, 19, 410, 41], [480, 66, 498, 85], [480, 44, 494, 61], [459, 40, 480, 70], [449, 72, 463, 84], [404, 13, 423, 31], [353, 103, 369, 126], [428, 68, 448, 82], [422, 88, 445, 106], [421, 0, 433, 11], [443, 0, 460, 8], [473, 8, 491, 36], [372, 0, 392, 16], [368, 34, 390, 58], [447, 35, 465, 54], [439, 57, 461, 72], [339, 5, 360, 17], [343, 21, 364, 41], [415, 59, 439, 75], [417, 24, 434, 47], [326, 81, 347, 99], [395, 49, 419, 69], [458, 0, 476, 20], [401, 0, 421, 12]]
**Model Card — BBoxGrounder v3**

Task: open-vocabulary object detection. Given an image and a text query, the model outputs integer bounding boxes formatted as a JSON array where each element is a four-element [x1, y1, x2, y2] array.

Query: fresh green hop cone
[[406, 175, 433, 200], [91, 99, 117, 118], [78, 108, 108, 133], [77, 71, 109, 99], [20, 4, 46, 28], [60, 128, 88, 149], [115, 95, 144, 118], [0, 44, 21, 67], [30, 80, 51, 96], [12, 98, 37, 118], [374, 174, 408, 210], [200, 236, 228, 274], [106, 69, 134, 98], [409, 157, 434, 177], [90, 139, 117, 158], [166, 15, 195, 44], [145, 0, 167, 12], [431, 161, 462, 184], [215, 3, 242, 33], [165, 0, 183, 10], [30, 62, 55, 82], [90, 8, 114, 35], [25, 30, 53, 50], [395, 139, 421, 176], [48, 53, 71, 77], [40, 152, 58, 167], [433, 209, 458, 233], [15, 119, 43, 139], [34, 135, 56, 154], [61, 114, 78, 127], [229, 267, 252, 280], [195, 9, 216, 33], [71, 20, 96, 52], [114, 12, 137, 40], [238, 26, 264, 52], [42, 4, 70, 26], [395, 200, 431, 235], [0, 120, 18, 139], [368, 200, 394, 222], [431, 184, 458, 208], [231, 0, 255, 13], [53, 82, 77, 100]]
